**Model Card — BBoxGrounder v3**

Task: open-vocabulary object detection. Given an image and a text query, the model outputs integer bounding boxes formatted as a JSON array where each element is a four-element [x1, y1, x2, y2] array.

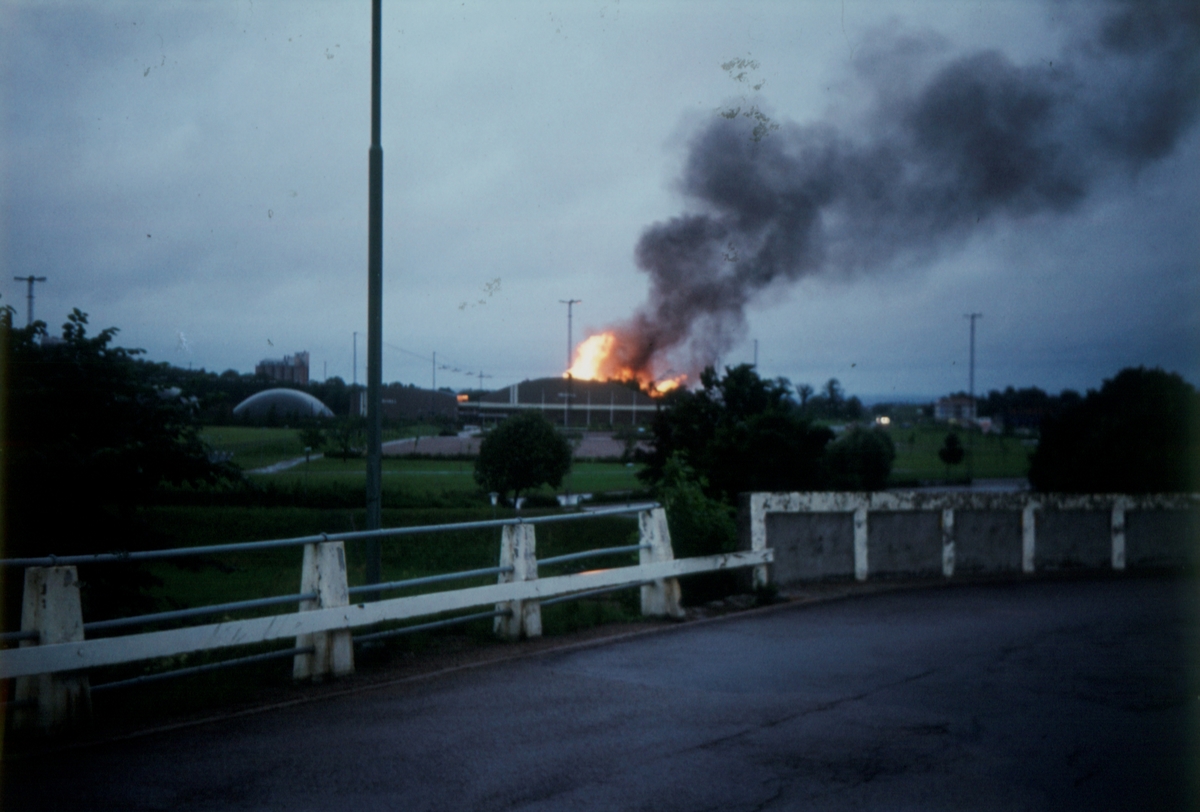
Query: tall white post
[[1022, 502, 1038, 574], [293, 541, 354, 680], [639, 508, 684, 619], [495, 524, 541, 639], [853, 504, 869, 582], [941, 508, 956, 577], [14, 566, 91, 734], [1111, 498, 1128, 571]]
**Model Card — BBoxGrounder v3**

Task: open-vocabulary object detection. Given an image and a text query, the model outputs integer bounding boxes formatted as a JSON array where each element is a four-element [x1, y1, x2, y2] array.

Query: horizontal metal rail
[[90, 645, 316, 693], [352, 608, 510, 644], [538, 544, 648, 568], [539, 580, 655, 607], [0, 503, 659, 568], [347, 566, 513, 597], [83, 593, 319, 634], [0, 630, 40, 644]]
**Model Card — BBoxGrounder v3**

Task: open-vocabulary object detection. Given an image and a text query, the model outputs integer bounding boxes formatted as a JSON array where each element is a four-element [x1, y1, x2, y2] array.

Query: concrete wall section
[[1035, 511, 1111, 570], [764, 513, 855, 585], [868, 511, 942, 577], [1125, 511, 1199, 569], [954, 511, 1023, 574]]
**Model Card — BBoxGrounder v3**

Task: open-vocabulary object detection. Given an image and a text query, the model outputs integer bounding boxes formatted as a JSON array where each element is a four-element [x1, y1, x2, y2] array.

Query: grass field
[[202, 425, 443, 470], [258, 457, 643, 501], [886, 423, 1034, 483]]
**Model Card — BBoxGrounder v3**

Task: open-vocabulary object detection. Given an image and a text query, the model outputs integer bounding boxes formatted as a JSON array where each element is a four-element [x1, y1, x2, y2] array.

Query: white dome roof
[[232, 388, 334, 418]]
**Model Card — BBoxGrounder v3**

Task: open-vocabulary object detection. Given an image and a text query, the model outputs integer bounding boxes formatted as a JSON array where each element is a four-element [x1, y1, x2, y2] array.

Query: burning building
[[459, 377, 658, 428]]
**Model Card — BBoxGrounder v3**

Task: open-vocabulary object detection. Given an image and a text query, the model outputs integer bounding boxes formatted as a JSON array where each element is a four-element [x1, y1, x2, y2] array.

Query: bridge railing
[[1, 504, 773, 733]]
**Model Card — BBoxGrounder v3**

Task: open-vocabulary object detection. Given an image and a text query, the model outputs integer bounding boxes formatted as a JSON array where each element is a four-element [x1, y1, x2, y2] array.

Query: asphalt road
[[5, 577, 1197, 811]]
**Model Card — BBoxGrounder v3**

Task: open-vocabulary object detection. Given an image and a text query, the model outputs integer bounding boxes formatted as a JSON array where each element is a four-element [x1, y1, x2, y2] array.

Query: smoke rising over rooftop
[[614, 0, 1199, 381]]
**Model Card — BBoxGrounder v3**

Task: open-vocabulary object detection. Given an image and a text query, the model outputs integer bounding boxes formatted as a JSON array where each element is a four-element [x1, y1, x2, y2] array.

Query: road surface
[[4, 577, 1196, 810]]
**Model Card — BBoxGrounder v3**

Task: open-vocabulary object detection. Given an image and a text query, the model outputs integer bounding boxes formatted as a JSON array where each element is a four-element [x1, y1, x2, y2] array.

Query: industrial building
[[350, 384, 459, 422], [459, 377, 660, 427], [255, 351, 310, 385]]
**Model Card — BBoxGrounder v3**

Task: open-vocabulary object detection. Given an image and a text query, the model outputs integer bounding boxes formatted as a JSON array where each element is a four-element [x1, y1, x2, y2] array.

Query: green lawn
[[885, 423, 1035, 484], [202, 425, 444, 470], [257, 457, 645, 500]]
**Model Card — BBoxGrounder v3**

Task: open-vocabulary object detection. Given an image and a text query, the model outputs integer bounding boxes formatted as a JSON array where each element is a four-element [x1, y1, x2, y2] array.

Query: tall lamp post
[[364, 0, 384, 592], [560, 299, 580, 429]]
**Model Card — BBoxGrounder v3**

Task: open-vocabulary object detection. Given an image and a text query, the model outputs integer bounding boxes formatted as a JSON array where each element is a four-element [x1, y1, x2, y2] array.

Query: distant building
[[935, 395, 976, 423], [350, 384, 459, 421], [460, 377, 660, 427], [256, 351, 309, 385]]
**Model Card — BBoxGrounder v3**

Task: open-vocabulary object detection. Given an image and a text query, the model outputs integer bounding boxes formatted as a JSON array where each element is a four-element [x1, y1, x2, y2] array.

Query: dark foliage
[[474, 412, 573, 503], [825, 427, 896, 491], [2, 308, 241, 623], [639, 364, 836, 501], [1029, 367, 1199, 493], [975, 385, 1082, 431]]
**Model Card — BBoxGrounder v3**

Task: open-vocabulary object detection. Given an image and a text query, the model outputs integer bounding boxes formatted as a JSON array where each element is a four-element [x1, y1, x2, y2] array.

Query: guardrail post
[[293, 541, 354, 681], [941, 508, 955, 577], [13, 566, 91, 734], [1111, 497, 1128, 571], [1022, 502, 1039, 574], [639, 508, 684, 619], [495, 524, 541, 639], [853, 502, 869, 582]]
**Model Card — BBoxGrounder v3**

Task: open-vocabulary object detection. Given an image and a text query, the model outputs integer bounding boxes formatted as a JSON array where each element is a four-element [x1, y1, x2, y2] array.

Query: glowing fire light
[[565, 331, 687, 396]]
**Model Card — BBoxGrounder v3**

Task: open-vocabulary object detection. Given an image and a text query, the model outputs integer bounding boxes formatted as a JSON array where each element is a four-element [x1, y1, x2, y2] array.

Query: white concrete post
[[941, 508, 956, 578], [853, 503, 869, 582], [748, 494, 770, 590], [1021, 502, 1038, 574], [293, 541, 354, 680], [14, 566, 91, 734], [639, 508, 684, 619], [495, 524, 541, 639], [1111, 498, 1128, 571]]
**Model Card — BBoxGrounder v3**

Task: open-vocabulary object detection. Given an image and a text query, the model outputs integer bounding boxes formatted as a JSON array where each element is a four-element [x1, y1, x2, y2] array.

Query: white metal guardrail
[[1, 504, 772, 733]]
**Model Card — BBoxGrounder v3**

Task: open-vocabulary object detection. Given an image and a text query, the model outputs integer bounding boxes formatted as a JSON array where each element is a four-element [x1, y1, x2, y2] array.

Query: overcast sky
[[3, 0, 1197, 401]]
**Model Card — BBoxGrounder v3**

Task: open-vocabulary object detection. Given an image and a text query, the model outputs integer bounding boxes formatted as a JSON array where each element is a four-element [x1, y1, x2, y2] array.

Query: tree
[[1028, 367, 1199, 493], [640, 364, 834, 501], [825, 427, 896, 490], [474, 412, 572, 503], [3, 307, 238, 619], [938, 433, 965, 479], [796, 382, 814, 408]]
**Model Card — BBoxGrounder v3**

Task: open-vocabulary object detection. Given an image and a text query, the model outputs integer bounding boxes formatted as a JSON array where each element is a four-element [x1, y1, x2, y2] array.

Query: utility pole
[[364, 0, 384, 593], [13, 276, 47, 327], [560, 299, 580, 429], [964, 313, 983, 405], [559, 299, 581, 368]]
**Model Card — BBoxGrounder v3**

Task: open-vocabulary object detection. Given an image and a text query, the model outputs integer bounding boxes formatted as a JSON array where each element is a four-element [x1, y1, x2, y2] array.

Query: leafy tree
[[640, 364, 834, 501], [937, 433, 965, 479], [474, 412, 572, 503], [825, 427, 896, 490], [296, 425, 326, 454], [656, 453, 739, 602], [3, 307, 238, 620], [1028, 367, 1199, 493]]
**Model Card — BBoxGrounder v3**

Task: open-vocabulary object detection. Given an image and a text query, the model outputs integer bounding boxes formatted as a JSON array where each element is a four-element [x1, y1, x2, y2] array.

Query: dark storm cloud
[[617, 0, 1200, 377]]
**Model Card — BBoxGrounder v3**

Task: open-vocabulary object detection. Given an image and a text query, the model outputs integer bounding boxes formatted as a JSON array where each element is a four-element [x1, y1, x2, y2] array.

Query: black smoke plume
[[612, 0, 1198, 380]]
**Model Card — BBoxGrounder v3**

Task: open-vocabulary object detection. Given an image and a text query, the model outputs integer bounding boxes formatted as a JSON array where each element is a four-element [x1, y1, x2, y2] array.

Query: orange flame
[[565, 331, 687, 396]]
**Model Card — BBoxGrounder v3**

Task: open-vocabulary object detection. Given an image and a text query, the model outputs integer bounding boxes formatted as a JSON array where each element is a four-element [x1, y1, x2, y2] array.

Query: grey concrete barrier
[[738, 492, 1198, 589]]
